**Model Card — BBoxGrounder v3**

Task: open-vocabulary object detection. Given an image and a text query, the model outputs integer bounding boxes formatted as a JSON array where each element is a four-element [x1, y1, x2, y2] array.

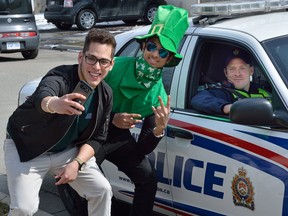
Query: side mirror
[[230, 98, 275, 126], [230, 98, 288, 128]]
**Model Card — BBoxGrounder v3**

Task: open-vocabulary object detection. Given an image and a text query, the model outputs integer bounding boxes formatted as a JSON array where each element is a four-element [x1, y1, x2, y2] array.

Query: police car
[[18, 1, 288, 215]]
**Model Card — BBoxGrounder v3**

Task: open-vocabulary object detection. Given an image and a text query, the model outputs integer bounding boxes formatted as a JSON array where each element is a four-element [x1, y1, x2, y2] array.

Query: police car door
[[165, 33, 288, 215]]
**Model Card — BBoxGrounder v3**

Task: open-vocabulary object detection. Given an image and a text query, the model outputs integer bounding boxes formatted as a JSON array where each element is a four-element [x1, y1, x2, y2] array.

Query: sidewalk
[[0, 174, 69, 216]]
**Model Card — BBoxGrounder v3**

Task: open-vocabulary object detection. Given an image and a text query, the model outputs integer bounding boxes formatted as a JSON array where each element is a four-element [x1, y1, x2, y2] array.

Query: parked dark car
[[44, 0, 167, 30], [0, 0, 39, 59]]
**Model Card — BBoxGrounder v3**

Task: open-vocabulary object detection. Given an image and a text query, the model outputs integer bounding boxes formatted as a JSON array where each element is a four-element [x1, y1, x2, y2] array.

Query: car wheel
[[54, 23, 73, 30], [143, 4, 158, 24], [76, 9, 96, 30], [122, 19, 138, 25], [21, 49, 38, 59]]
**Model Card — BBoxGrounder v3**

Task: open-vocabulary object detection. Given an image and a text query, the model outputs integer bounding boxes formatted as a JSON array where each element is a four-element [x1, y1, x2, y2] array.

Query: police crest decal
[[231, 167, 255, 210]]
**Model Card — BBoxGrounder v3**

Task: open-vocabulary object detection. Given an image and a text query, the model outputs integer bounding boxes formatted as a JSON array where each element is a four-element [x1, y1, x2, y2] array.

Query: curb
[[0, 191, 9, 206], [0, 192, 53, 216], [0, 172, 70, 216]]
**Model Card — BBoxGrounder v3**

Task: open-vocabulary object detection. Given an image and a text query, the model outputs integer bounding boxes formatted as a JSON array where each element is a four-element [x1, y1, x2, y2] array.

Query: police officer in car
[[191, 49, 271, 115]]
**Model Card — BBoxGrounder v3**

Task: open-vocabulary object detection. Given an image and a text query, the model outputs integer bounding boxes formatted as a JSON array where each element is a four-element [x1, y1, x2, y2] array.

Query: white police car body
[[19, 1, 288, 215]]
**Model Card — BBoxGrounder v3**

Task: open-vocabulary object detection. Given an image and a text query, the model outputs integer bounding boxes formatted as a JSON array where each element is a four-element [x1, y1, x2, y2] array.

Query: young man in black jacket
[[4, 28, 116, 216]]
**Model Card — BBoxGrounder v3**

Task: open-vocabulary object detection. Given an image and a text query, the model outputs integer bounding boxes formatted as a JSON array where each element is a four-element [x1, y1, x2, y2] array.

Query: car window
[[116, 39, 142, 57], [0, 0, 32, 14], [263, 36, 288, 87], [187, 40, 272, 115]]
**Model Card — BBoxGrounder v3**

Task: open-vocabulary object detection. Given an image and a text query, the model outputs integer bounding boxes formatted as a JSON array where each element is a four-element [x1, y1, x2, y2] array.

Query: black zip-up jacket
[[7, 64, 113, 162]]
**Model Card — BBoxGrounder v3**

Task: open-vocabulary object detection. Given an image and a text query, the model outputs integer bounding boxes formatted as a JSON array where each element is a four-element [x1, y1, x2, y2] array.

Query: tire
[[21, 49, 38, 59], [122, 19, 138, 25], [76, 9, 96, 31], [143, 4, 158, 24], [54, 23, 73, 30]]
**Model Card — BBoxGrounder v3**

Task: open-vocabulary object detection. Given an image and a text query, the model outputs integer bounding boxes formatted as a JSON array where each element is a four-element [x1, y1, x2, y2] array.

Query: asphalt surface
[[0, 173, 69, 216]]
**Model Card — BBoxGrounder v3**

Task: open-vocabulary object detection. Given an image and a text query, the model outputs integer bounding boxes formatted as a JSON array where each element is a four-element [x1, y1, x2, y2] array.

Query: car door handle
[[169, 128, 194, 140]]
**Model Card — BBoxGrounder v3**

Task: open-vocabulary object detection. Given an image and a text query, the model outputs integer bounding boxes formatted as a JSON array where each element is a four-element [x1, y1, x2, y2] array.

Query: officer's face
[[224, 58, 254, 92]]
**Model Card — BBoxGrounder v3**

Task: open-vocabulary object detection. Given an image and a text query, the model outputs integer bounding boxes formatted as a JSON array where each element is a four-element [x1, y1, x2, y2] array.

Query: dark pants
[[61, 142, 158, 216], [106, 142, 158, 216]]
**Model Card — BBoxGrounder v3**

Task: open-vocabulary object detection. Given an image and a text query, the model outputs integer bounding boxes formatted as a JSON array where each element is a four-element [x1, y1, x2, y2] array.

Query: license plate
[[7, 42, 20, 50], [50, 1, 55, 6]]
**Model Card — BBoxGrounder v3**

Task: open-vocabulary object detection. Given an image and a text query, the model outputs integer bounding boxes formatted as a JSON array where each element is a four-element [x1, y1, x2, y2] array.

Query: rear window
[[0, 0, 32, 14], [263, 36, 288, 87]]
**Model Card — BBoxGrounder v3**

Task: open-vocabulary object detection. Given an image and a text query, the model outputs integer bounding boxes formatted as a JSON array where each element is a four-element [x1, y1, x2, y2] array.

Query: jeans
[[3, 138, 112, 216]]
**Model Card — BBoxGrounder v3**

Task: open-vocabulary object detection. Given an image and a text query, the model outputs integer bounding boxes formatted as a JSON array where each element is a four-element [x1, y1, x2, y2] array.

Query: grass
[[0, 202, 9, 216]]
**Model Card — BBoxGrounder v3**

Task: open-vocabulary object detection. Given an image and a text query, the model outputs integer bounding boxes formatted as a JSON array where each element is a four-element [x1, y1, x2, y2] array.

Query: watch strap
[[73, 157, 85, 171]]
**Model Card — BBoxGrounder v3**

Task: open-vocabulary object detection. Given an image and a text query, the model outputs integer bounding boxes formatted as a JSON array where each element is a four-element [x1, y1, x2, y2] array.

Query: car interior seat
[[197, 43, 232, 91]]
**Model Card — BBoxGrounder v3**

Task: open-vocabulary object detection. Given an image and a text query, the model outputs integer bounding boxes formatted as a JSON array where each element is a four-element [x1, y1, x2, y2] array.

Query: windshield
[[0, 0, 32, 15], [263, 36, 288, 86]]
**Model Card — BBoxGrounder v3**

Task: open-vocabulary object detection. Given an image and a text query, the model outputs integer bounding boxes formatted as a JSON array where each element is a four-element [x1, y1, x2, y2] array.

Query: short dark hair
[[83, 28, 117, 58]]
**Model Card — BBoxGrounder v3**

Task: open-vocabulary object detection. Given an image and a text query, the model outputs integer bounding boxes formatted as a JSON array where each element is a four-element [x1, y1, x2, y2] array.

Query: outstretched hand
[[43, 93, 87, 115], [152, 95, 170, 136], [112, 113, 142, 129]]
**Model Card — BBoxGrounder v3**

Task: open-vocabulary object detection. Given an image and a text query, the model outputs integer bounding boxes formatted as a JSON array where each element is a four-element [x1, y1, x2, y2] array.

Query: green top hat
[[136, 5, 189, 67]]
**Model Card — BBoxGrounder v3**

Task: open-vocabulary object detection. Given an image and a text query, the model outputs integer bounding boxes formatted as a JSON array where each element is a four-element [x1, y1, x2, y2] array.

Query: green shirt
[[105, 56, 167, 117]]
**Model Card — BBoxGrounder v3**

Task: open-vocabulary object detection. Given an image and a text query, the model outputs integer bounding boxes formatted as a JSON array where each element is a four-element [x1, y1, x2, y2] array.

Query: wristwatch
[[73, 157, 86, 171]]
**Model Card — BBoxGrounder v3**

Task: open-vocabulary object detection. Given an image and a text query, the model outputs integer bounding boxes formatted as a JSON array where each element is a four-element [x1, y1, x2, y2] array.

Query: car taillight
[[0, 32, 38, 38], [64, 0, 73, 8]]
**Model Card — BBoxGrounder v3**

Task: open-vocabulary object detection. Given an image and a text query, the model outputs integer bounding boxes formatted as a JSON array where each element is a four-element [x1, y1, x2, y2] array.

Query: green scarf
[[105, 56, 167, 117]]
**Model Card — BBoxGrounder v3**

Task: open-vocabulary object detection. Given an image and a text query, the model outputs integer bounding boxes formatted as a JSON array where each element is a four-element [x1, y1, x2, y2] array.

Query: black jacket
[[7, 64, 113, 162], [94, 112, 162, 165]]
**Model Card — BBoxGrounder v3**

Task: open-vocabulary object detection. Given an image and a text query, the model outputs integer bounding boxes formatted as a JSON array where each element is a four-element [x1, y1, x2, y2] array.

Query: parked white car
[[19, 1, 288, 215]]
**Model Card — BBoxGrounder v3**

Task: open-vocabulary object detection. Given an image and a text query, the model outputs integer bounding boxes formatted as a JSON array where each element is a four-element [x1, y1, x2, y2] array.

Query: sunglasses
[[145, 41, 170, 59]]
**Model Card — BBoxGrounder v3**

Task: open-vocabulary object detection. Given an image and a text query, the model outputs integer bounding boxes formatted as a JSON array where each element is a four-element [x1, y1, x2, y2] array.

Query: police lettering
[[148, 151, 226, 199]]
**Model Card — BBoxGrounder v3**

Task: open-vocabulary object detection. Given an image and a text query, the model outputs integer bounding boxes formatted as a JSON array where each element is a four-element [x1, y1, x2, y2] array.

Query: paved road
[[0, 49, 78, 174]]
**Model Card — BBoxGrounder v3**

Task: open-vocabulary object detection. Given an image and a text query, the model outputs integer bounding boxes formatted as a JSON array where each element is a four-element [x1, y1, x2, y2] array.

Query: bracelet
[[153, 127, 165, 138], [46, 96, 57, 114]]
